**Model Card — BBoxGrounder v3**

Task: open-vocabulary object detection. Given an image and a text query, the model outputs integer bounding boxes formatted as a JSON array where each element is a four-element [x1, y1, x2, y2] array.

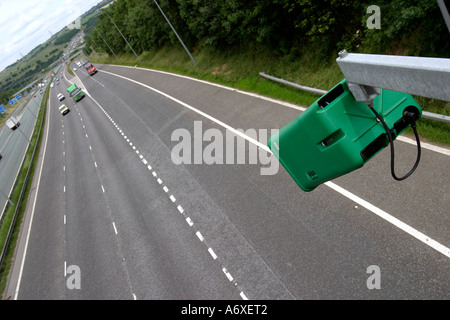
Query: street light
[[94, 28, 120, 62], [152, 0, 196, 65], [87, 30, 102, 54], [104, 10, 141, 62]]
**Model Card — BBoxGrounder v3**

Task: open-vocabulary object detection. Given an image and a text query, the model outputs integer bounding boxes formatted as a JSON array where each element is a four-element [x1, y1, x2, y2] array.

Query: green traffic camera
[[268, 79, 422, 192]]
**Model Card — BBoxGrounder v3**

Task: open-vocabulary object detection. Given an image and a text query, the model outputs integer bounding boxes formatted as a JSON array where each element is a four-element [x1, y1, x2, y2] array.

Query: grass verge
[[89, 44, 449, 146], [0, 84, 48, 299]]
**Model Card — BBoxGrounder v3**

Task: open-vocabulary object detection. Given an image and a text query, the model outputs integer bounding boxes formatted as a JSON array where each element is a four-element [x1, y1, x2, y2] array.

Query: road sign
[[0, 104, 6, 114]]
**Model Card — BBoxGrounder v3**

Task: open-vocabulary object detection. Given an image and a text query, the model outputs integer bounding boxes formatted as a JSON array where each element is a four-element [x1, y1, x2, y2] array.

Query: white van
[[6, 117, 20, 130]]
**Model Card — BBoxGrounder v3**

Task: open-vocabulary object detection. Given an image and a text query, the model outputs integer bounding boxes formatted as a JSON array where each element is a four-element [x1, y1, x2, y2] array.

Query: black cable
[[368, 105, 421, 181]]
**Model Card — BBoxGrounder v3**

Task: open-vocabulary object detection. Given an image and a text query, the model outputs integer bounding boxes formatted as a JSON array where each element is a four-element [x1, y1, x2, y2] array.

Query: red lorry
[[83, 61, 97, 76]]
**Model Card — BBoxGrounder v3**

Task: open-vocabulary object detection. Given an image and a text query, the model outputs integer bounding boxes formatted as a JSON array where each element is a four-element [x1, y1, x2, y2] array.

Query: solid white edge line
[[102, 69, 450, 259], [14, 95, 51, 300], [325, 181, 450, 258], [112, 65, 450, 157], [100, 70, 271, 153], [396, 135, 450, 156], [114, 65, 306, 112]]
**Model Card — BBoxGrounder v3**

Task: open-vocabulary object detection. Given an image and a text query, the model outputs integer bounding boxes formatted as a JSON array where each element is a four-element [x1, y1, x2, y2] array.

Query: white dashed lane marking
[[78, 83, 250, 300]]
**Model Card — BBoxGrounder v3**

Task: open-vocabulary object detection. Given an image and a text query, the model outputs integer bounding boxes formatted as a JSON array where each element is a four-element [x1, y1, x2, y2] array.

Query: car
[[57, 93, 65, 101], [59, 104, 70, 115], [73, 68, 77, 71], [0, 153, 2, 160]]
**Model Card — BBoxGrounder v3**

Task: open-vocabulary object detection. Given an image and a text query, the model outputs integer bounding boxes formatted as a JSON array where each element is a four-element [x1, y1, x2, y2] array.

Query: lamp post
[[104, 10, 141, 62], [95, 28, 120, 62], [152, 0, 196, 65]]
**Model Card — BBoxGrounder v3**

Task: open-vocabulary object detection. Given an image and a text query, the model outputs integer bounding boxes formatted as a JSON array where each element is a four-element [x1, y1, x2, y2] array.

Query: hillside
[[0, 27, 72, 106], [0, 0, 112, 108]]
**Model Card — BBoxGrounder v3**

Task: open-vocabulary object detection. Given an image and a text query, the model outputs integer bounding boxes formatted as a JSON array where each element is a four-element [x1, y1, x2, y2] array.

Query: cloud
[[0, 0, 103, 72], [4, 42, 13, 54], [9, 8, 45, 35]]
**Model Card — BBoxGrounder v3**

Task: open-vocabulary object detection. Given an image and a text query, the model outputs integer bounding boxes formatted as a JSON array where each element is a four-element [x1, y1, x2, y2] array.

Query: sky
[[0, 0, 103, 72]]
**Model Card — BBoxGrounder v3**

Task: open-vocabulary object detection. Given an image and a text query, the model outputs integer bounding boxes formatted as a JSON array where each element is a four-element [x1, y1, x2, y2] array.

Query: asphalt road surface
[[0, 89, 44, 218], [5, 62, 449, 300]]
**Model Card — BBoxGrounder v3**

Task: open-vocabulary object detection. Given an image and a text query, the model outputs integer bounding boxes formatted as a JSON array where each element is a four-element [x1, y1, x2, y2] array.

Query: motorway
[[4, 62, 449, 300], [0, 89, 44, 218]]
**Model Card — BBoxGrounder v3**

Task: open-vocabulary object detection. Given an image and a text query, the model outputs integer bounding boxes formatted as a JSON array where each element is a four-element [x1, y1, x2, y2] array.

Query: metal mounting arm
[[336, 49, 450, 103]]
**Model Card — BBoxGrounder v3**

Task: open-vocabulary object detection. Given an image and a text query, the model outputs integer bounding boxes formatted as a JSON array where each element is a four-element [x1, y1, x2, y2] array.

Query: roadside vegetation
[[89, 45, 449, 145], [0, 97, 27, 128], [0, 85, 48, 298], [0, 39, 65, 101], [84, 0, 449, 145], [0, 1, 105, 120]]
